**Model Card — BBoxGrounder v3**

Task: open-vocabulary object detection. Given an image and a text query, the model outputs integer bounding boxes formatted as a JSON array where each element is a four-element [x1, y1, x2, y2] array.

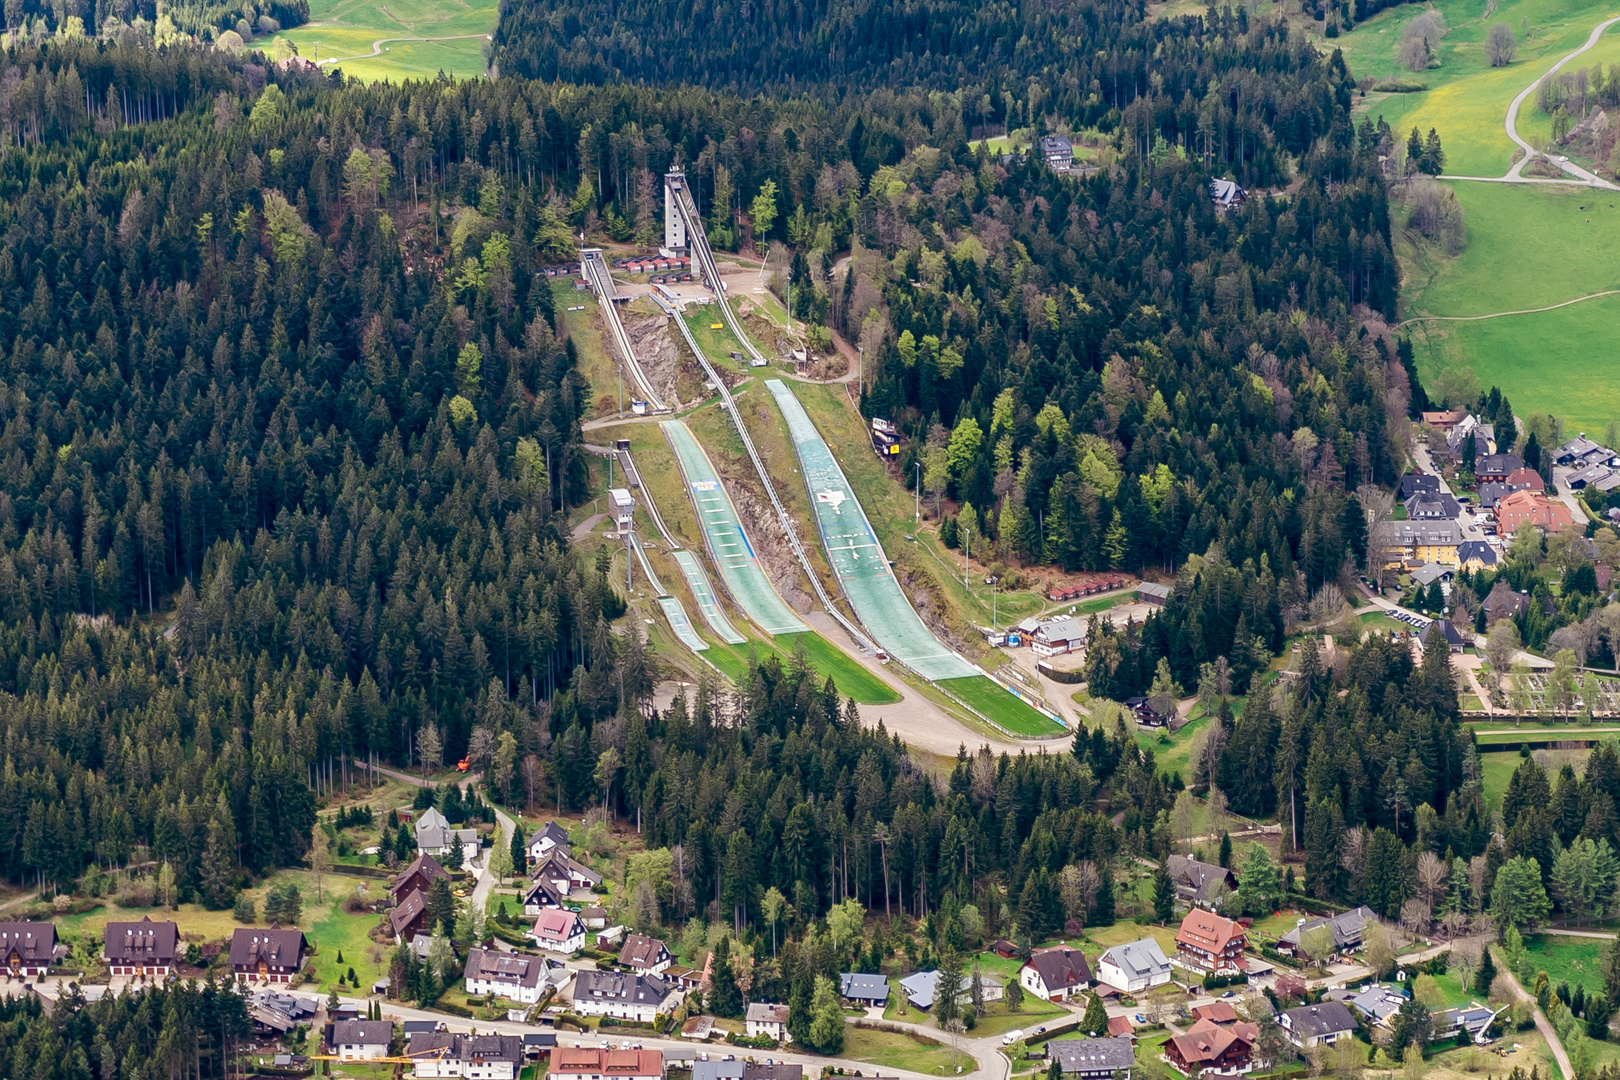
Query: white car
[[1003, 1030, 1025, 1046]]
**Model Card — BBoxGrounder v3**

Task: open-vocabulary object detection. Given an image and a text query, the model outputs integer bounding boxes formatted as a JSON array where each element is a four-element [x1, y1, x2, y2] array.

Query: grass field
[[1401, 182, 1620, 432], [1338, 0, 1620, 170], [1342, 0, 1620, 431], [254, 0, 494, 82], [56, 868, 390, 993], [1525, 934, 1608, 993], [776, 631, 902, 703], [940, 675, 1066, 736], [841, 1025, 972, 1075]]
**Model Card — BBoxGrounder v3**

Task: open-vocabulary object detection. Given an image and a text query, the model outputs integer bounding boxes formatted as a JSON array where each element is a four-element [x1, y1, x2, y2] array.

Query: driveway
[[361, 762, 513, 916]]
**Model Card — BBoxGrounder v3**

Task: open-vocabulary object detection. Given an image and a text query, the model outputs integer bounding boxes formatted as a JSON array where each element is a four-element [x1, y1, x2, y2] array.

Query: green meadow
[[258, 0, 495, 82], [1402, 181, 1620, 430]]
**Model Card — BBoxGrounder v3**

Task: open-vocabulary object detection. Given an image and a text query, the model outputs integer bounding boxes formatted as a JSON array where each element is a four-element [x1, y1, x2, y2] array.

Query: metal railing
[[580, 248, 666, 411]]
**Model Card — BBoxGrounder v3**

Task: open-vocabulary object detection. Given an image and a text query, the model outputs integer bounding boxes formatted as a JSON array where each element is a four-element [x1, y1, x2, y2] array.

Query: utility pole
[[625, 520, 633, 593], [857, 345, 864, 395], [617, 365, 623, 418], [915, 462, 921, 524]]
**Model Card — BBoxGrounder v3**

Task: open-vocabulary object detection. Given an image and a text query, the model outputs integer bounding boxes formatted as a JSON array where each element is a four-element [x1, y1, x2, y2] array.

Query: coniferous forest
[[0, 0, 1608, 1071]]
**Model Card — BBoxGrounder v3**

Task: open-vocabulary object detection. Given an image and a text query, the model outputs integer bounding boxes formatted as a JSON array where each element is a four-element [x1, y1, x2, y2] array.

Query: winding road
[[313, 32, 491, 67], [1441, 14, 1620, 190]]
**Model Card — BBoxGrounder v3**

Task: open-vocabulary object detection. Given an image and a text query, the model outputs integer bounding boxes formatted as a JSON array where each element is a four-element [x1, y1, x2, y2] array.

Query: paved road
[[349, 993, 951, 1080], [1498, 17, 1620, 188], [801, 611, 1041, 758], [361, 763, 513, 916], [1497, 947, 1575, 1080]]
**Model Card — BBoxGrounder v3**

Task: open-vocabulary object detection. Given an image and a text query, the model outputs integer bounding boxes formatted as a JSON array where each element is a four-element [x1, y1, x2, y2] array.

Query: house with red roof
[[1175, 910, 1247, 977]]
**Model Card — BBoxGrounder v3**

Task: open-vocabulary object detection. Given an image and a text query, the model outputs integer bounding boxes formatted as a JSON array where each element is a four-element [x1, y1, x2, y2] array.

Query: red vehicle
[[456, 758, 470, 772]]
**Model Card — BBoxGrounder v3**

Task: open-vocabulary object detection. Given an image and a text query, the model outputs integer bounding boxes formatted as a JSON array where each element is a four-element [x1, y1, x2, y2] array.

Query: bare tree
[[467, 725, 497, 775], [1400, 897, 1432, 939], [1486, 22, 1518, 66], [1358, 484, 1395, 528], [1416, 851, 1449, 910]]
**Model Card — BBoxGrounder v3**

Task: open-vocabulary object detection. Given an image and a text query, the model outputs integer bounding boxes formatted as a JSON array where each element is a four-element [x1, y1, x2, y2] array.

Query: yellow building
[[1381, 520, 1461, 570]]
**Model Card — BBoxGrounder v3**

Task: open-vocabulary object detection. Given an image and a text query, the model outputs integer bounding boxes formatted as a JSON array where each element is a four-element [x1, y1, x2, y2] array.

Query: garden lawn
[[253, 0, 496, 82], [969, 996, 1068, 1038], [1525, 933, 1609, 993], [940, 675, 1066, 737], [840, 1025, 973, 1075]]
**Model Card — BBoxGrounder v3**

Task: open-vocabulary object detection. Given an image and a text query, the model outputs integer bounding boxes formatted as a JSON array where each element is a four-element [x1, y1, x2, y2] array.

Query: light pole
[[914, 461, 921, 524], [989, 575, 999, 629], [857, 345, 864, 394]]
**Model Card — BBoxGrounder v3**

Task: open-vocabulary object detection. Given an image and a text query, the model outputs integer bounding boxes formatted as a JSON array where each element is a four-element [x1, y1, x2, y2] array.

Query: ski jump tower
[[662, 169, 690, 256]]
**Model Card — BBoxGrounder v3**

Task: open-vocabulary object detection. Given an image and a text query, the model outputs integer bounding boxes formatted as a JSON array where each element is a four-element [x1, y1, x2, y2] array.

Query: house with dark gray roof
[[571, 970, 680, 1022], [464, 947, 546, 1004], [1279, 1002, 1358, 1047], [840, 972, 890, 1006], [1049, 1038, 1136, 1079], [0, 921, 55, 977], [230, 927, 306, 984], [104, 917, 179, 979], [1167, 855, 1236, 909], [327, 1019, 394, 1061]]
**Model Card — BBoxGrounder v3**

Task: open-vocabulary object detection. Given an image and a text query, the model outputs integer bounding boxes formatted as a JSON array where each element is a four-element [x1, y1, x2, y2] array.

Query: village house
[[1095, 939, 1173, 994], [463, 948, 547, 1004], [1041, 136, 1074, 170], [530, 909, 586, 955], [571, 970, 680, 1022], [526, 822, 572, 865], [1381, 519, 1462, 569], [1019, 945, 1093, 1001], [1503, 467, 1546, 492], [1420, 408, 1468, 431], [230, 926, 307, 984], [391, 853, 450, 904], [533, 849, 604, 892], [327, 1019, 393, 1061], [1476, 453, 1524, 483], [1175, 910, 1247, 977], [1422, 619, 1467, 654], [1495, 489, 1574, 536], [409, 1033, 525, 1080], [415, 808, 481, 865], [1279, 1002, 1358, 1048], [1048, 1037, 1137, 1080], [1191, 1002, 1240, 1024], [1209, 178, 1246, 211], [1165, 1019, 1256, 1076], [547, 1047, 663, 1080], [104, 917, 179, 979], [390, 889, 430, 943], [1404, 491, 1461, 520], [1031, 616, 1088, 657], [1278, 906, 1381, 959], [0, 921, 55, 978], [618, 933, 672, 975], [1457, 541, 1499, 572], [1167, 855, 1237, 910], [746, 1002, 791, 1043], [1401, 474, 1440, 499], [521, 875, 567, 915], [1484, 581, 1531, 624], [839, 972, 890, 1007]]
